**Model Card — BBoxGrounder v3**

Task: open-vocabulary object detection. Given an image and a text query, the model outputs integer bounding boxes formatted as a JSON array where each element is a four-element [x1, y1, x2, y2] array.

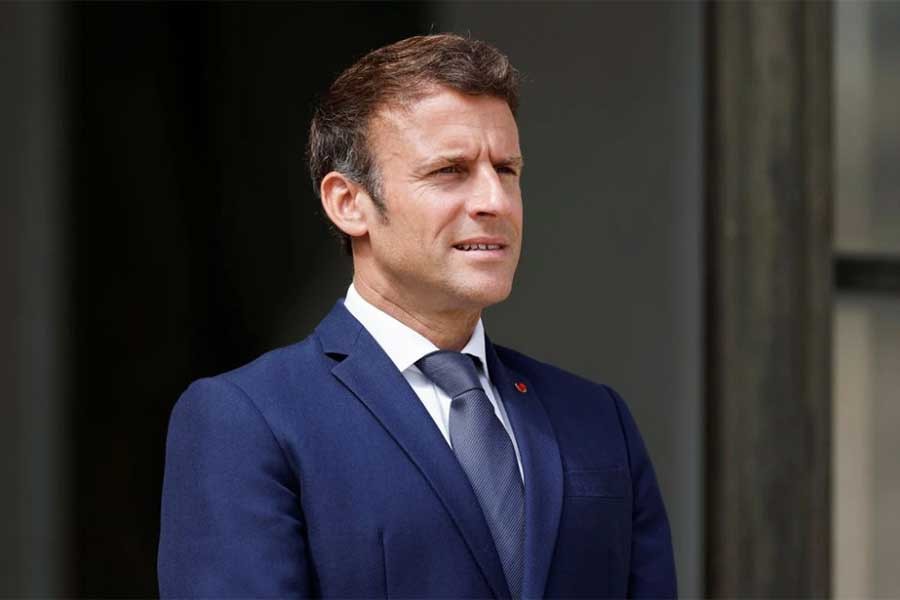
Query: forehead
[[368, 88, 520, 162]]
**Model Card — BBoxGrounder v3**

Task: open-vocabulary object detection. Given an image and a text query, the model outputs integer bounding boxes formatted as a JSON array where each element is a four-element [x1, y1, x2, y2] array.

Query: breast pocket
[[553, 467, 631, 597], [564, 467, 629, 499]]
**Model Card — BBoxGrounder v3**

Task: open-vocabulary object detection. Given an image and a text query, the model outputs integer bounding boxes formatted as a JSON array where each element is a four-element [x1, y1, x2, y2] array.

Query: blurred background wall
[[2, 1, 897, 598], [2, 2, 702, 595], [431, 5, 703, 598]]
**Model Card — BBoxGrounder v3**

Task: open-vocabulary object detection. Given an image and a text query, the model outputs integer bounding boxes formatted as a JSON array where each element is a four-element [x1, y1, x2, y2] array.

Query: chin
[[458, 279, 514, 309]]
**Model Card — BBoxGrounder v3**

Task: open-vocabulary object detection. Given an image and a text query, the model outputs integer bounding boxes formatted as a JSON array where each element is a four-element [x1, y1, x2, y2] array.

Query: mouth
[[453, 243, 505, 252], [452, 238, 508, 252]]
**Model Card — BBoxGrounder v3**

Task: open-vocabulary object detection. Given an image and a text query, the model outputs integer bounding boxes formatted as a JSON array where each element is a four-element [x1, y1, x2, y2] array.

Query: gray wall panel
[[0, 2, 68, 595], [430, 3, 703, 595]]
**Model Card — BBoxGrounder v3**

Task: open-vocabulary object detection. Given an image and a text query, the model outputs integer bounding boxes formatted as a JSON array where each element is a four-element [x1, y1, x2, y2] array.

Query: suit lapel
[[316, 302, 512, 599], [486, 338, 564, 600]]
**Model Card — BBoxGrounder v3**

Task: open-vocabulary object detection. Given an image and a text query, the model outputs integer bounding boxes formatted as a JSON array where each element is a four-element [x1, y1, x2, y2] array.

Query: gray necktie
[[416, 351, 524, 599]]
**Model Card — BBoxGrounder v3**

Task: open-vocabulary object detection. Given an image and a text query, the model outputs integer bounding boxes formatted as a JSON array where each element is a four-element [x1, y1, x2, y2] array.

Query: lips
[[454, 243, 503, 251], [452, 237, 507, 251]]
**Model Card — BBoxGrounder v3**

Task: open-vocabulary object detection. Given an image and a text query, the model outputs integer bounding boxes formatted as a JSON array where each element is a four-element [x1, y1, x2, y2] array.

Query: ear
[[320, 171, 372, 238]]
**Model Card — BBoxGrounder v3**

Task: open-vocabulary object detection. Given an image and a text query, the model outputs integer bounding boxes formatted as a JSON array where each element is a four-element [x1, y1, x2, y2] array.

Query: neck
[[353, 277, 480, 352]]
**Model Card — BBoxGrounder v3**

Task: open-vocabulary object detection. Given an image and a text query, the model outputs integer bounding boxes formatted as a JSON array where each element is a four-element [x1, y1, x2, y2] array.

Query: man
[[159, 34, 676, 598]]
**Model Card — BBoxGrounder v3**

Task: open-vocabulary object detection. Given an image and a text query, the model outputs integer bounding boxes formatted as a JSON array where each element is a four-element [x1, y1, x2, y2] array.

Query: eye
[[432, 165, 465, 176], [495, 165, 519, 176]]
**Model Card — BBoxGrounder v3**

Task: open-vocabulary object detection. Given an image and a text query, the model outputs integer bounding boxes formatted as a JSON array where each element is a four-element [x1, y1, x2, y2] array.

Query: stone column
[[705, 2, 832, 596]]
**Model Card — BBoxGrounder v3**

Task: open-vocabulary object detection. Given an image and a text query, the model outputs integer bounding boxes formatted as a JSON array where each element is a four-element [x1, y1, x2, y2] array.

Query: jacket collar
[[484, 338, 564, 599], [315, 300, 563, 598], [316, 301, 511, 598]]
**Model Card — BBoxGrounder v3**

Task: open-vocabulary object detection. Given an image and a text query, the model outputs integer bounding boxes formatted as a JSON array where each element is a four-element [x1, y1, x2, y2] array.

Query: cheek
[[374, 216, 440, 259], [410, 207, 460, 243], [383, 192, 466, 250]]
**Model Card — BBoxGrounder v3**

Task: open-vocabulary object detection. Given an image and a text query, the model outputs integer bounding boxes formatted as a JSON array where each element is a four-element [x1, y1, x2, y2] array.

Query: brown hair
[[307, 34, 521, 251]]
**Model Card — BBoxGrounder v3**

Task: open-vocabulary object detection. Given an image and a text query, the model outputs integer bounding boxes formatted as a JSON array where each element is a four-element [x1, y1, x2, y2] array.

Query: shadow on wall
[[67, 4, 438, 594]]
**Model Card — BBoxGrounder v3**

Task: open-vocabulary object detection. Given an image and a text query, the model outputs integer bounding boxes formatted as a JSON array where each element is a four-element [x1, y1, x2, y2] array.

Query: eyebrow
[[496, 156, 525, 169], [420, 154, 525, 171]]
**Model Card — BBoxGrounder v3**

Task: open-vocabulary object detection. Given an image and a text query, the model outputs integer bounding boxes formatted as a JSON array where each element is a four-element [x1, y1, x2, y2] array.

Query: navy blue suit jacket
[[158, 301, 676, 598]]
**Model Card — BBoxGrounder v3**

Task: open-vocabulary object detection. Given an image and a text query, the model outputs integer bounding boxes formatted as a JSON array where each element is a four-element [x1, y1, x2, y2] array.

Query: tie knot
[[416, 351, 483, 398]]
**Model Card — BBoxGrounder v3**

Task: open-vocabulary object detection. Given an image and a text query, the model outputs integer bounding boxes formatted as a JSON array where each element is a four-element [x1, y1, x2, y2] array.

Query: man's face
[[359, 87, 523, 314]]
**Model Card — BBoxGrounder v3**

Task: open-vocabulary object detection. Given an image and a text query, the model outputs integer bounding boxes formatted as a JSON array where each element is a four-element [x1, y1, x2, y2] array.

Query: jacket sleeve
[[607, 385, 678, 599], [158, 376, 313, 597]]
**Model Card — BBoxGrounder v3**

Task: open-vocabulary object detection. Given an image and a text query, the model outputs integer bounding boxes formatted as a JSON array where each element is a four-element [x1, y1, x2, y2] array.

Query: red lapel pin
[[514, 381, 528, 393]]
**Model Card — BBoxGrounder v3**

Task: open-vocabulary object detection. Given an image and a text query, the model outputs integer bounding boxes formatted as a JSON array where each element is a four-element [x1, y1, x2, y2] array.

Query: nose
[[467, 164, 514, 218]]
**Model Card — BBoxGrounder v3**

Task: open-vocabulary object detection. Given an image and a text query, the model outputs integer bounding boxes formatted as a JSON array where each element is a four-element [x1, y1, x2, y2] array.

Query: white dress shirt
[[343, 283, 524, 481]]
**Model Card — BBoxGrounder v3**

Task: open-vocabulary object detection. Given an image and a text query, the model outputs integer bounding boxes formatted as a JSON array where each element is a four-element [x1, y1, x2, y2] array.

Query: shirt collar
[[343, 283, 489, 378]]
